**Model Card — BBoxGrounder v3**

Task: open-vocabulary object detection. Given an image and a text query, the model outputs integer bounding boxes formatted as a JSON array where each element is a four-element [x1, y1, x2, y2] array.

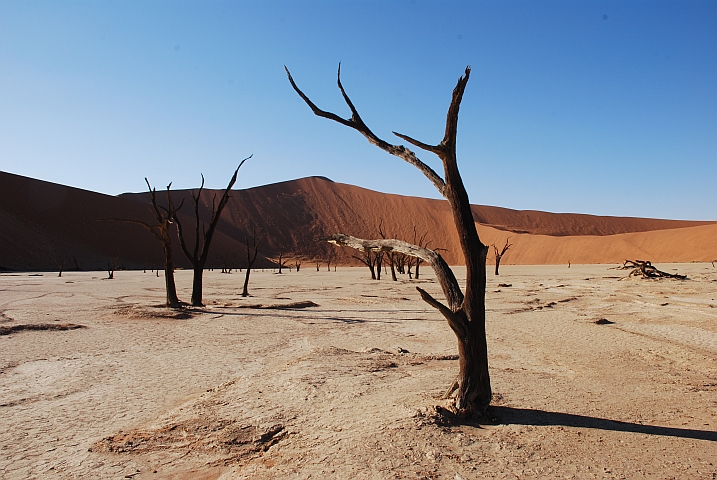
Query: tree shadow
[[436, 406, 717, 441]]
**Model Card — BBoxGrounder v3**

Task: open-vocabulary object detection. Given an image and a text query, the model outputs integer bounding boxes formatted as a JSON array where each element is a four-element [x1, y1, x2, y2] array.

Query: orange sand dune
[[1, 171, 714, 271]]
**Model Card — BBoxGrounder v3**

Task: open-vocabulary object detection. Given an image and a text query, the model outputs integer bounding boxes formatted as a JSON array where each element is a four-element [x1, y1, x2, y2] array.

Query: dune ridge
[[1, 171, 714, 271]]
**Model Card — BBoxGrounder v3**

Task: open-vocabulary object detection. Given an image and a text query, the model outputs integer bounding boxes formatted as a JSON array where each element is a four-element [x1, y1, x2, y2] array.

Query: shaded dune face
[[1, 171, 715, 271]]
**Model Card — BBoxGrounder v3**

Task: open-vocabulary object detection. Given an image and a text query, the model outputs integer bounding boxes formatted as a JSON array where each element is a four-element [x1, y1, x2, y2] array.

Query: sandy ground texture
[[1, 264, 716, 479]]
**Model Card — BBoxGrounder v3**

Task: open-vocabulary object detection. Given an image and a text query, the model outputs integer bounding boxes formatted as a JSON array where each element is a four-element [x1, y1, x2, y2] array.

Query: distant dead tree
[[57, 259, 64, 278], [175, 158, 250, 306], [295, 259, 302, 272], [288, 64, 492, 414], [353, 248, 380, 280], [378, 221, 397, 281], [271, 251, 290, 274], [619, 260, 687, 280], [106, 259, 117, 279], [326, 250, 337, 272], [103, 180, 183, 307], [491, 238, 512, 276], [412, 227, 430, 280], [242, 230, 259, 297]]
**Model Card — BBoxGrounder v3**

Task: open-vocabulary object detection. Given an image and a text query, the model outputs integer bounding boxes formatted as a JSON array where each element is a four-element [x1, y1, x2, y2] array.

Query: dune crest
[[1, 171, 714, 271]]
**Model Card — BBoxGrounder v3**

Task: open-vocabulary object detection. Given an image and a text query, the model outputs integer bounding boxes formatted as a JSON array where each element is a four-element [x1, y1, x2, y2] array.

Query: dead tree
[[106, 259, 117, 279], [175, 158, 249, 306], [353, 249, 379, 279], [57, 259, 64, 278], [492, 238, 512, 275], [374, 250, 383, 280], [104, 180, 183, 307], [619, 260, 687, 280], [378, 220, 398, 281], [287, 64, 492, 414], [413, 227, 430, 280], [242, 230, 259, 297], [271, 252, 290, 274]]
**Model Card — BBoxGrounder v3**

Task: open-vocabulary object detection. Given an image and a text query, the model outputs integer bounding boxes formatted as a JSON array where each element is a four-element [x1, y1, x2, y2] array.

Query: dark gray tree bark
[[242, 231, 259, 297], [105, 180, 183, 307], [287, 65, 491, 414], [175, 158, 249, 306]]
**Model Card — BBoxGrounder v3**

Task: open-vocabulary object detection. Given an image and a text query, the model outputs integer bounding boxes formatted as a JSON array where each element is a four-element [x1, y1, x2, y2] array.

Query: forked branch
[[285, 64, 446, 196]]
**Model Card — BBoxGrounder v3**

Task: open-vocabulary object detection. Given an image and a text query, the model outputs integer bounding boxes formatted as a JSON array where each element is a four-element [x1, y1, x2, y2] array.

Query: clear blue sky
[[1, 1, 715, 220]]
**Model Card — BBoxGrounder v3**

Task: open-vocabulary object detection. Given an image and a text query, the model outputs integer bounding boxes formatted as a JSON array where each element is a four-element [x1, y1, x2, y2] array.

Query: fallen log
[[618, 260, 687, 280]]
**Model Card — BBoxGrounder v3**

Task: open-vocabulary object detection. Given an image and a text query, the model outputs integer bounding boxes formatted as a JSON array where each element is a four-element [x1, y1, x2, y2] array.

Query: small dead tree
[[271, 252, 290, 274], [492, 238, 512, 276], [175, 158, 249, 306], [242, 230, 259, 297], [106, 259, 117, 279], [288, 64, 492, 414], [57, 259, 64, 278], [619, 260, 687, 280]]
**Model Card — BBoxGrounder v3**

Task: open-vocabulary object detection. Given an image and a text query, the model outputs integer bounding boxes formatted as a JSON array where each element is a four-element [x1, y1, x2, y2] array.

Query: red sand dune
[[1, 171, 714, 271]]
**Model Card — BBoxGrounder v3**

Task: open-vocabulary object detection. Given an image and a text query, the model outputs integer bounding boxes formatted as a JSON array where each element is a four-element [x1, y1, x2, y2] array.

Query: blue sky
[[1, 1, 715, 220]]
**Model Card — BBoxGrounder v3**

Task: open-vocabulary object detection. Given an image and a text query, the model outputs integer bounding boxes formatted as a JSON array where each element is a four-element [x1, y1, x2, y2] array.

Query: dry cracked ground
[[1, 264, 716, 479]]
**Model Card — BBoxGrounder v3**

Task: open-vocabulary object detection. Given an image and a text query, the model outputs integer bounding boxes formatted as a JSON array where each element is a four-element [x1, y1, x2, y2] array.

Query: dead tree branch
[[619, 260, 687, 280]]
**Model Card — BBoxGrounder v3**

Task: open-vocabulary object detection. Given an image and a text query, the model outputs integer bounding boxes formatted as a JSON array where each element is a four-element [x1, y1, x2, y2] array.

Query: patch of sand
[[1, 265, 716, 478]]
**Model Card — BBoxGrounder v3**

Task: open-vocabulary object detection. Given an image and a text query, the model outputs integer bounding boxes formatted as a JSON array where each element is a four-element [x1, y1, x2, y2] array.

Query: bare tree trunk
[[242, 232, 258, 297], [288, 65, 491, 414], [163, 240, 180, 306]]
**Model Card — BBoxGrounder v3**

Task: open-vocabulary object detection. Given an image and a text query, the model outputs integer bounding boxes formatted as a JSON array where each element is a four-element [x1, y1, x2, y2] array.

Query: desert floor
[[1, 264, 716, 479]]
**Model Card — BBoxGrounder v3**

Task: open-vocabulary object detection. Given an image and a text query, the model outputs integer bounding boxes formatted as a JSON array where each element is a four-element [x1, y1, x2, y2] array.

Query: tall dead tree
[[105, 180, 183, 307], [175, 158, 249, 306], [492, 238, 512, 275], [287, 65, 492, 414], [242, 230, 259, 297]]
